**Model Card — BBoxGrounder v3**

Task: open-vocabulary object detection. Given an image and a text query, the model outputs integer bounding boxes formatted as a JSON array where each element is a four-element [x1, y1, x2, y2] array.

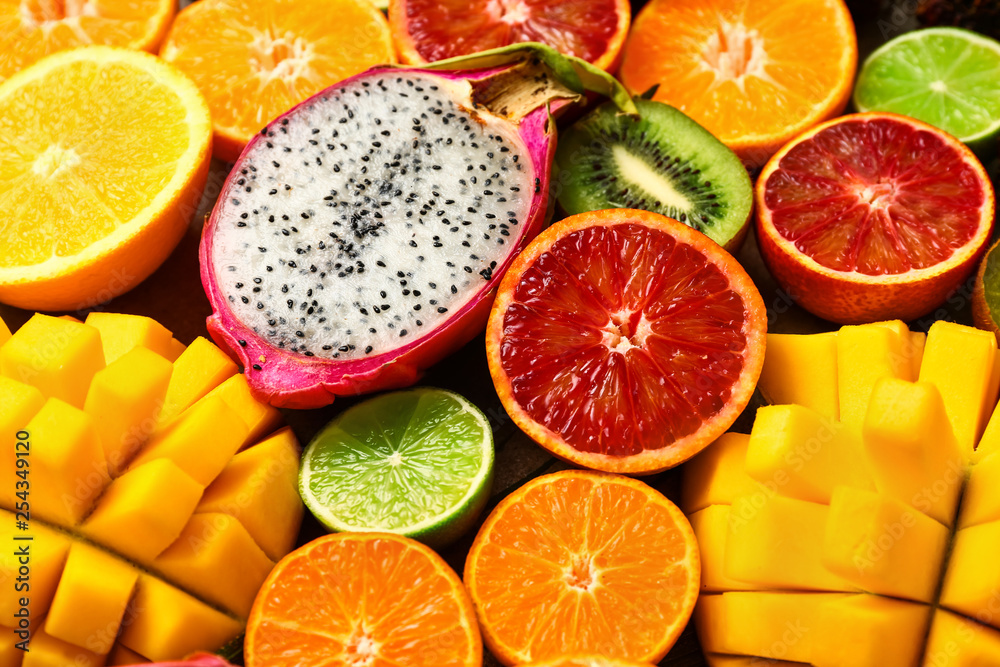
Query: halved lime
[[299, 387, 494, 547], [854, 27, 1000, 148]]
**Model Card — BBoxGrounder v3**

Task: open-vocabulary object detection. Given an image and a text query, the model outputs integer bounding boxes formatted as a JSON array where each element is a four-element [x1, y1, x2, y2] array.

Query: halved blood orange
[[486, 208, 766, 474], [756, 112, 995, 325], [245, 533, 482, 667], [388, 0, 630, 71], [465, 470, 700, 665]]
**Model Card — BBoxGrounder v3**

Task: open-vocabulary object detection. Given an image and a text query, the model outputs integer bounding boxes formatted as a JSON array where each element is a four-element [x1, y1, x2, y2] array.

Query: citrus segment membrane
[[499, 222, 752, 457], [300, 388, 493, 540], [763, 116, 987, 275], [854, 28, 1000, 144]]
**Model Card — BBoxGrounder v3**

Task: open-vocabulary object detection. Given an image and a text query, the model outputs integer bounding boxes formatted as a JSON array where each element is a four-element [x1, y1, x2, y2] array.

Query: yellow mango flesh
[[810, 595, 929, 667], [0, 516, 70, 632], [822, 487, 947, 603], [84, 346, 173, 475], [688, 320, 1000, 666], [84, 312, 173, 364], [0, 627, 23, 667], [27, 398, 109, 526], [0, 314, 10, 346], [758, 331, 839, 419], [82, 459, 203, 563], [156, 337, 237, 427], [0, 314, 105, 408], [0, 312, 303, 660], [706, 657, 806, 667], [198, 426, 302, 561], [44, 543, 138, 654], [925, 610, 1000, 666]]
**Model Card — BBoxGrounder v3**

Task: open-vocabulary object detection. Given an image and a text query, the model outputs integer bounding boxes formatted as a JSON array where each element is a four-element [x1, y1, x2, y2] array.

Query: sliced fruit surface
[[299, 387, 494, 547], [388, 0, 630, 70], [686, 319, 1000, 666], [554, 99, 753, 250], [465, 470, 700, 665], [160, 0, 395, 161], [522, 656, 657, 667], [974, 237, 1000, 344], [854, 27, 1000, 147], [0, 0, 174, 80], [756, 112, 994, 324], [245, 532, 481, 667], [618, 0, 857, 166], [0, 46, 211, 311], [486, 208, 766, 474], [0, 312, 303, 661]]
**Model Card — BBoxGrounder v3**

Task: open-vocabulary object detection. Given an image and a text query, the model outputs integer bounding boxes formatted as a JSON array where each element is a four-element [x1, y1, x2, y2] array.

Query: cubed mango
[[758, 332, 839, 419], [84, 313, 173, 364], [156, 337, 237, 427], [681, 433, 763, 514]]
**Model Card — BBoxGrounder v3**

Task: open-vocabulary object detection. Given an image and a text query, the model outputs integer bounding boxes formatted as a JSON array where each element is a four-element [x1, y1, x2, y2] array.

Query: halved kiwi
[[554, 99, 753, 251]]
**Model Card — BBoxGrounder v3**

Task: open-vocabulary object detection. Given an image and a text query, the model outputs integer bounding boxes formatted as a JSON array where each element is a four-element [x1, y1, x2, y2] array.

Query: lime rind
[[854, 27, 1000, 145], [299, 388, 494, 546]]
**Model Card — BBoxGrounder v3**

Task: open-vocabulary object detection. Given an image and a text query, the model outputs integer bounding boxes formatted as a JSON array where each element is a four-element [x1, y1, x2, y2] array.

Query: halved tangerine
[[245, 533, 482, 667], [465, 470, 700, 665], [486, 208, 766, 474], [756, 112, 995, 325], [388, 0, 630, 71]]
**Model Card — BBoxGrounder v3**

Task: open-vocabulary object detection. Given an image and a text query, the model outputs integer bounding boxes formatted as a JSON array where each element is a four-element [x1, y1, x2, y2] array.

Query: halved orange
[[0, 0, 174, 80], [618, 0, 857, 167], [388, 0, 630, 71], [465, 470, 700, 665], [245, 532, 482, 667], [0, 46, 211, 312], [523, 656, 657, 667], [756, 112, 995, 324], [160, 0, 395, 162], [486, 208, 766, 474]]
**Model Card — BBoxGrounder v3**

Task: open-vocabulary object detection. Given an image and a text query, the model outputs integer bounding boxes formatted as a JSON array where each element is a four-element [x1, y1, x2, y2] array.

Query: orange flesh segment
[[620, 0, 853, 144], [471, 473, 697, 662], [0, 56, 191, 268], [499, 223, 750, 456], [399, 0, 623, 63], [763, 117, 986, 275], [248, 535, 477, 666]]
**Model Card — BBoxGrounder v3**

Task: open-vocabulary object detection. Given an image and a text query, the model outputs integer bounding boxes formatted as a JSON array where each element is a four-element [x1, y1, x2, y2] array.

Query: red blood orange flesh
[[486, 208, 766, 474], [388, 0, 630, 70], [756, 112, 995, 324]]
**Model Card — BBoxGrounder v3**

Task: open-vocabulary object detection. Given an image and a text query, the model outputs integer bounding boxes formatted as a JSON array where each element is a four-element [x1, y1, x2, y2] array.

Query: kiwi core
[[612, 145, 692, 214]]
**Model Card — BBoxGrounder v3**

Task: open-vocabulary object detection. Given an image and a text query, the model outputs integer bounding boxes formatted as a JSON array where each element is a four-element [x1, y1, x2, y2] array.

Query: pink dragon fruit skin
[[200, 46, 633, 409]]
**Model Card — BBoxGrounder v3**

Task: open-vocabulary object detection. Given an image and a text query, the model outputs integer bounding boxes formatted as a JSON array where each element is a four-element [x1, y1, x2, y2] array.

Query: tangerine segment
[[245, 533, 481, 667], [0, 0, 174, 80], [389, 0, 630, 70], [762, 115, 988, 276], [465, 470, 700, 665], [488, 209, 765, 473], [618, 0, 855, 162], [160, 0, 395, 162]]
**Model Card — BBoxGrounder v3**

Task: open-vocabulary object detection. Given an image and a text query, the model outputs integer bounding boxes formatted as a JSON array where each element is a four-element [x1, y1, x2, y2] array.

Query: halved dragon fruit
[[201, 44, 634, 408]]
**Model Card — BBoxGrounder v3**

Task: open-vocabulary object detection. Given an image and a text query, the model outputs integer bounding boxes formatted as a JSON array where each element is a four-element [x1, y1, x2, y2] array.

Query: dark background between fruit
[[2, 1, 998, 665]]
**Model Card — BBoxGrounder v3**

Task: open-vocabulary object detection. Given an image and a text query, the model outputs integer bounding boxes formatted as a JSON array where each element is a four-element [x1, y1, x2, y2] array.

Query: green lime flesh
[[299, 387, 494, 547], [553, 98, 753, 248], [854, 27, 1000, 145]]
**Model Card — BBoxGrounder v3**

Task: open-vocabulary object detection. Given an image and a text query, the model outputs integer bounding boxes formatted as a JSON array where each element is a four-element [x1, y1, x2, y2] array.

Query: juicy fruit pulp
[[618, 0, 857, 165], [388, 0, 630, 70], [488, 208, 766, 474], [756, 112, 994, 324], [465, 470, 700, 664], [554, 99, 753, 249], [160, 0, 396, 162], [245, 533, 482, 667], [854, 27, 1000, 147], [0, 46, 212, 311], [299, 387, 494, 546], [523, 657, 657, 667], [202, 45, 635, 409], [0, 312, 303, 663], [0, 0, 174, 79], [686, 320, 1000, 666]]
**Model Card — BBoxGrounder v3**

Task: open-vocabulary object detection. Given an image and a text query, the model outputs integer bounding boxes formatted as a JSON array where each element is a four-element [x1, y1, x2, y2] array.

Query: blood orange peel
[[486, 208, 766, 475], [756, 112, 995, 325], [388, 0, 630, 71]]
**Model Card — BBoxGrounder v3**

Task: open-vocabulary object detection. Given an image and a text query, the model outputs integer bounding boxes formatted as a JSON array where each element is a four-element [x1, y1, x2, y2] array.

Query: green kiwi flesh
[[554, 99, 753, 249]]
